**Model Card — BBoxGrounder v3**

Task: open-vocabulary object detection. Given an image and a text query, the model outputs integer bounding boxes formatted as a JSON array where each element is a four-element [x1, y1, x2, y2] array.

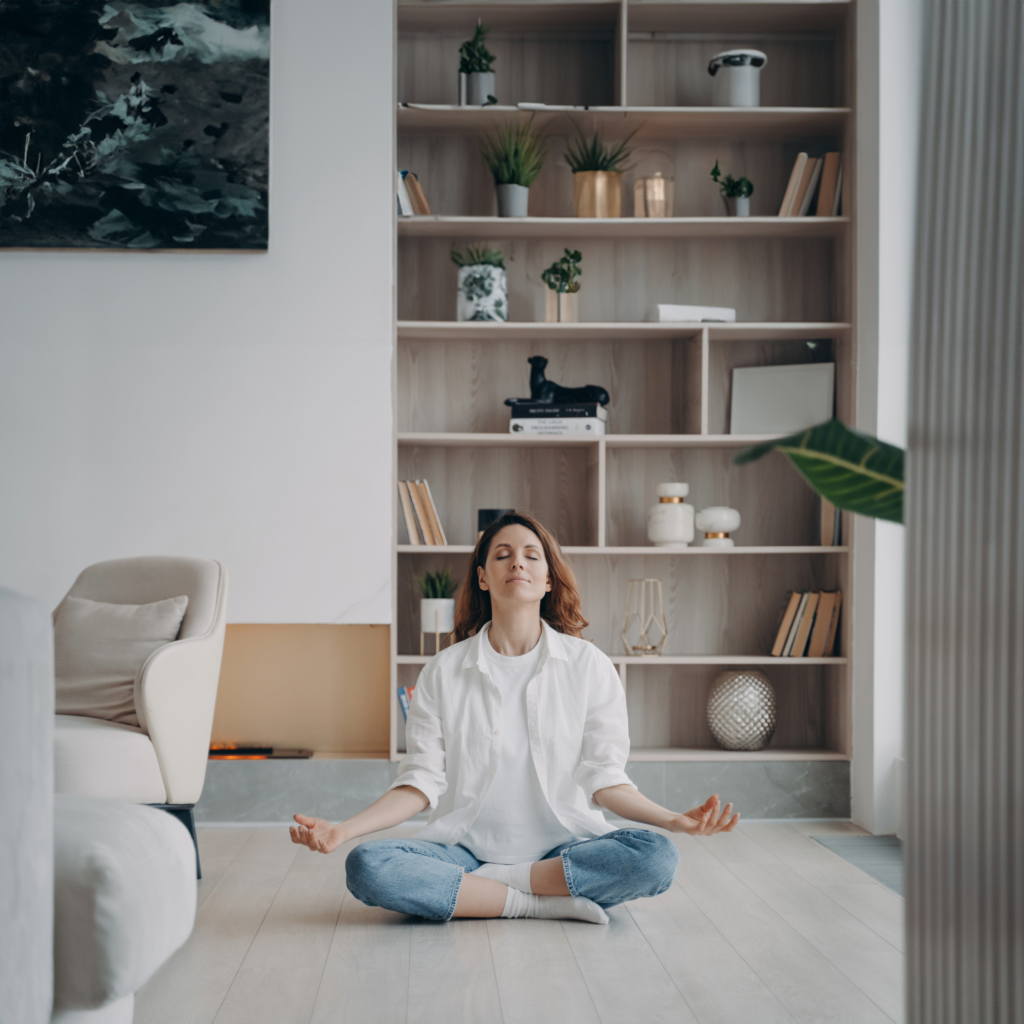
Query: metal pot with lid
[[708, 49, 768, 107]]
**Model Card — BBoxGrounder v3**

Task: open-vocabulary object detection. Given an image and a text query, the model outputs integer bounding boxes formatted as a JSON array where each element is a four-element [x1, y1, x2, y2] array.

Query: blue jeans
[[345, 828, 679, 921]]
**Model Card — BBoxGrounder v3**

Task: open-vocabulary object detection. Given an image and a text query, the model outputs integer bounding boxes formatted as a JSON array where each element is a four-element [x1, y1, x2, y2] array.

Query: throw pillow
[[54, 594, 189, 728]]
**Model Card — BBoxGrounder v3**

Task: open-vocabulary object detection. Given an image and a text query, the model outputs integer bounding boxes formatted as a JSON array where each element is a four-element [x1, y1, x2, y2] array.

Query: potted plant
[[710, 160, 754, 216], [565, 130, 635, 218], [459, 23, 496, 106], [416, 568, 458, 654], [452, 248, 507, 321], [541, 248, 582, 322], [480, 118, 546, 217]]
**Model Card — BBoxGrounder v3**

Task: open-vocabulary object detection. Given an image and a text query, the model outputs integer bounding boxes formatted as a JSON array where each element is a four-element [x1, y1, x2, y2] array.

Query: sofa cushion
[[55, 716, 167, 804], [54, 594, 188, 727], [53, 796, 196, 1013]]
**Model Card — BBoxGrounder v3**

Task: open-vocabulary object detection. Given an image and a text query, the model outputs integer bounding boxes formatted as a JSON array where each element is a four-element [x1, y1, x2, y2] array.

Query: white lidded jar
[[708, 49, 767, 107], [647, 483, 695, 547]]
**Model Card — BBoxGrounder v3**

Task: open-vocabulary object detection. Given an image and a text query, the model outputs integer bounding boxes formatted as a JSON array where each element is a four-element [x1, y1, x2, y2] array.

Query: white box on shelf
[[657, 304, 737, 322], [730, 363, 835, 435]]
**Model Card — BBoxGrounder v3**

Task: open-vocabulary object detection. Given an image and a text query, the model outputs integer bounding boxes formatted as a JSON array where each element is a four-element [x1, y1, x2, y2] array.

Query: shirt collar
[[466, 619, 569, 675]]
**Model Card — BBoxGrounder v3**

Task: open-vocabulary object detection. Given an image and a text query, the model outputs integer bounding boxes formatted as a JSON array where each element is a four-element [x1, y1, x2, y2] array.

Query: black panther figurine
[[505, 356, 610, 407]]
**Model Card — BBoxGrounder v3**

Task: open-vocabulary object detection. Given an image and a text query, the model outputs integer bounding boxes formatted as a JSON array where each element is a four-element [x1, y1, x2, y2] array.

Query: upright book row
[[398, 480, 448, 546], [771, 590, 843, 658]]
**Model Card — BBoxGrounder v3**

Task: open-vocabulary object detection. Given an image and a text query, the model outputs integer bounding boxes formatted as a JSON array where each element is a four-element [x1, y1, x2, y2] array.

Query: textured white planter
[[496, 183, 529, 217], [420, 598, 455, 635], [466, 71, 495, 106], [727, 196, 751, 217], [457, 263, 507, 321]]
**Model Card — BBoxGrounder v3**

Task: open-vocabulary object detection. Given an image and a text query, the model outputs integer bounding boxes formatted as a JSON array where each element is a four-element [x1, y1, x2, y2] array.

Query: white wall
[[853, 0, 921, 834], [0, 0, 394, 624]]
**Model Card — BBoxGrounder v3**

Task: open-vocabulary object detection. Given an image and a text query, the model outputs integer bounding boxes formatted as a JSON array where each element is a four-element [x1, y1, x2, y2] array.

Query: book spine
[[396, 171, 413, 216], [797, 158, 823, 216], [507, 404, 608, 420], [510, 419, 606, 435], [782, 592, 809, 656], [398, 687, 410, 721], [406, 480, 436, 545], [778, 153, 808, 216], [830, 160, 843, 216], [420, 480, 447, 546], [398, 481, 421, 545], [771, 591, 802, 657]]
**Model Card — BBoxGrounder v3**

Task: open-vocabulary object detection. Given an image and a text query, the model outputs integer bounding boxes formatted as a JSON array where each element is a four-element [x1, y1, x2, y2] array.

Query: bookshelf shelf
[[626, 748, 849, 763], [393, 0, 858, 772], [399, 432, 783, 448], [398, 321, 852, 341], [398, 215, 849, 240], [397, 545, 848, 556], [398, 654, 847, 666], [398, 105, 850, 139]]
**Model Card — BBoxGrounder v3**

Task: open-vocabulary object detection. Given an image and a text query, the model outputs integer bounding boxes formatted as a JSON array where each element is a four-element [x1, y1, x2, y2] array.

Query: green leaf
[[734, 418, 905, 523]]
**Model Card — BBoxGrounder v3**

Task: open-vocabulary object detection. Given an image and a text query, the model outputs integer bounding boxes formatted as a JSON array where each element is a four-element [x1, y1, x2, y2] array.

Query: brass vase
[[573, 171, 622, 218]]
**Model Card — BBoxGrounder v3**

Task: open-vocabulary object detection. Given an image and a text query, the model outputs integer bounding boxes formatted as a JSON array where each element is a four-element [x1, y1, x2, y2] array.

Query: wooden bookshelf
[[392, 0, 856, 767]]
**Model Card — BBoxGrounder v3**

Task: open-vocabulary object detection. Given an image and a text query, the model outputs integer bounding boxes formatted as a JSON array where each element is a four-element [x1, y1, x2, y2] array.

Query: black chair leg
[[151, 804, 201, 879]]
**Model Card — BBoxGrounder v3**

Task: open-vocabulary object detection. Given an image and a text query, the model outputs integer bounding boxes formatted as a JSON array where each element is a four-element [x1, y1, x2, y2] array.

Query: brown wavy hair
[[452, 512, 588, 641]]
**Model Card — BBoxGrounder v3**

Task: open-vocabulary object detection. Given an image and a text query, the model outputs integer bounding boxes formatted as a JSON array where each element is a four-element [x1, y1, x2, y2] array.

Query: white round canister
[[647, 483, 695, 547]]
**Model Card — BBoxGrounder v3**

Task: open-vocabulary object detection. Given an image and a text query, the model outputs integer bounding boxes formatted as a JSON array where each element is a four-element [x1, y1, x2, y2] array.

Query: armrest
[[135, 569, 228, 805]]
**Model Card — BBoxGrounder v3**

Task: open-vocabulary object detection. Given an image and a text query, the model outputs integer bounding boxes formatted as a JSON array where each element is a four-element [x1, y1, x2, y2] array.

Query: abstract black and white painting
[[0, 0, 269, 249]]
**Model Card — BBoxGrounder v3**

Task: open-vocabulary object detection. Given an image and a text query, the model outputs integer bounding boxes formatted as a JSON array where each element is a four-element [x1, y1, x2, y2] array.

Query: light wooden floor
[[136, 821, 905, 1024]]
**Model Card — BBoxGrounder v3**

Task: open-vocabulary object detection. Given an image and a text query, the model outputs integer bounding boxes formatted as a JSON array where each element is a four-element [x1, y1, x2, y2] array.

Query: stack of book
[[778, 152, 842, 217], [398, 480, 447, 545], [508, 402, 607, 436], [771, 590, 843, 657], [397, 685, 416, 721]]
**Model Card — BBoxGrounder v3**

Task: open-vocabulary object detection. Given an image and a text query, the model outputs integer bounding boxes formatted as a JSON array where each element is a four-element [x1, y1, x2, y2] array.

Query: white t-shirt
[[460, 626, 577, 864]]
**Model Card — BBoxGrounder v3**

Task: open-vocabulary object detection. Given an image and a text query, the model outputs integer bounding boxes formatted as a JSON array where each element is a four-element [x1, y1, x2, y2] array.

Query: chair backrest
[[59, 557, 224, 640]]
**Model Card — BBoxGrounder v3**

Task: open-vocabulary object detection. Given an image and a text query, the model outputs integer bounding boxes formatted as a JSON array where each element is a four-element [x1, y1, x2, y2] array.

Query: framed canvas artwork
[[730, 362, 835, 436], [0, 0, 270, 250]]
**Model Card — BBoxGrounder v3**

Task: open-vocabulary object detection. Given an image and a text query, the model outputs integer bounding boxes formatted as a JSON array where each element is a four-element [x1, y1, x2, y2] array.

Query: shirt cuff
[[584, 768, 637, 809], [389, 770, 440, 810]]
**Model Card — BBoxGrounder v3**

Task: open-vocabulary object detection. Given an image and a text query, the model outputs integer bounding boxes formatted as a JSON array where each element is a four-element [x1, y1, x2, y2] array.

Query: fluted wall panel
[[907, 2, 1024, 1022]]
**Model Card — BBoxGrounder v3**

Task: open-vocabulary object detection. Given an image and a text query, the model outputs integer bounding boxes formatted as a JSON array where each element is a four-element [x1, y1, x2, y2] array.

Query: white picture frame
[[730, 362, 835, 435]]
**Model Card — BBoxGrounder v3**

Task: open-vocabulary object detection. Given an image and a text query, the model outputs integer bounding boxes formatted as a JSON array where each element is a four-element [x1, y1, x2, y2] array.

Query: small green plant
[[451, 247, 505, 269], [416, 568, 459, 599], [710, 160, 754, 199], [565, 130, 636, 173], [480, 118, 546, 187], [541, 249, 583, 293], [459, 23, 496, 74]]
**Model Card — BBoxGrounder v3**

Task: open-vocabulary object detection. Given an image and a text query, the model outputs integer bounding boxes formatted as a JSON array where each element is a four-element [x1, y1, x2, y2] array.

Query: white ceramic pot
[[456, 263, 507, 321], [420, 598, 455, 635], [647, 482, 695, 547], [728, 196, 751, 217], [708, 49, 767, 107], [696, 506, 742, 547], [496, 183, 529, 217], [467, 71, 495, 106]]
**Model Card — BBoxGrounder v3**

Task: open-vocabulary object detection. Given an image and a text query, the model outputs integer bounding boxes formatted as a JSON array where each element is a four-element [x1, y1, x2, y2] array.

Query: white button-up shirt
[[390, 621, 636, 846]]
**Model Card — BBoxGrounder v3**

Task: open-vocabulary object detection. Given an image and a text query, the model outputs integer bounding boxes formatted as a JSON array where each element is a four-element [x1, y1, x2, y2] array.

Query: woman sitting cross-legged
[[291, 512, 739, 924]]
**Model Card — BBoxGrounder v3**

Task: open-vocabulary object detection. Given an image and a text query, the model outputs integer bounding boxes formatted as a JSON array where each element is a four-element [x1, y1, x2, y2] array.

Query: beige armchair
[[53, 557, 228, 874]]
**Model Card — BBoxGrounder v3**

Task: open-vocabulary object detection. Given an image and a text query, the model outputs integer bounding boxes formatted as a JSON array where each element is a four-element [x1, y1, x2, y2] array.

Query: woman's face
[[477, 524, 552, 609]]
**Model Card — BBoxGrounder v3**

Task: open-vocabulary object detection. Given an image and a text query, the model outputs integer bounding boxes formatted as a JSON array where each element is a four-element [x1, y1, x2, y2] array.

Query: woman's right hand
[[290, 813, 347, 854]]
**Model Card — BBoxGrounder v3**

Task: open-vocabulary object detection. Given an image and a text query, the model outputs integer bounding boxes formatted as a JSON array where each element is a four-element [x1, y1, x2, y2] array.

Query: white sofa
[[54, 557, 228, 874], [2, 587, 197, 1024]]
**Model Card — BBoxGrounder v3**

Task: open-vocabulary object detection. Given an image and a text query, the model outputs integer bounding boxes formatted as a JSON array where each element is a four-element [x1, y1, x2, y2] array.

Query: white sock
[[500, 886, 608, 925], [471, 861, 534, 893]]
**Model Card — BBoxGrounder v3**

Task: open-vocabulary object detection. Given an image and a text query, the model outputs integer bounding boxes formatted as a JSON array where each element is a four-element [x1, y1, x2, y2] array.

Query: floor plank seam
[[306, 885, 352, 1024], [196, 829, 255, 910], [622, 901, 705, 1022], [700, 833, 905, 1023], [485, 915, 507, 1024], [744, 825, 907, 954], [208, 845, 300, 1024], [558, 919, 608, 1024]]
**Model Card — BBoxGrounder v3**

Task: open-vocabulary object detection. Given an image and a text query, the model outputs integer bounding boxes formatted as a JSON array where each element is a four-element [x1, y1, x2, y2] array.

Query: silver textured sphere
[[707, 670, 777, 750]]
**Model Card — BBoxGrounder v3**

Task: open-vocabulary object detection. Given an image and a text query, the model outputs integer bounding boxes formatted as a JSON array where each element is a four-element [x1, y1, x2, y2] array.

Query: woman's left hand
[[667, 794, 739, 836]]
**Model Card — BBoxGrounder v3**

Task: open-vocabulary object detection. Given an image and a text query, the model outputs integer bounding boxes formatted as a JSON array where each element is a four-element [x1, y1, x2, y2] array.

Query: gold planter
[[544, 290, 579, 322], [573, 171, 622, 218]]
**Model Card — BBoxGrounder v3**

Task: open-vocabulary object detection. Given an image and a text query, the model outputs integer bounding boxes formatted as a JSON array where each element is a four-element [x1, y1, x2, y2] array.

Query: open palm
[[670, 794, 739, 836], [290, 814, 346, 854]]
